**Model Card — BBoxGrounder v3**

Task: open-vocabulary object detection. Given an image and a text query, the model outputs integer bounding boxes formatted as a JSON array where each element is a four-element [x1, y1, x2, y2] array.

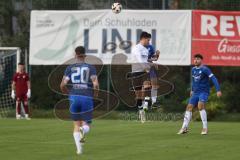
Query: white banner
[[30, 10, 192, 65]]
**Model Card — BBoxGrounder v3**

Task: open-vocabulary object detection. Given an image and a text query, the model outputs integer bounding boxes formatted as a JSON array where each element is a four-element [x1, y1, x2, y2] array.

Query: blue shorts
[[188, 92, 209, 106], [69, 95, 93, 123], [149, 66, 157, 79]]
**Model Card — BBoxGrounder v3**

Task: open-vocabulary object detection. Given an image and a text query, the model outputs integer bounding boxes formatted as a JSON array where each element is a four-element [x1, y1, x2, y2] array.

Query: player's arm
[[148, 50, 160, 65], [12, 81, 16, 90], [209, 75, 221, 97], [60, 66, 71, 94], [11, 81, 16, 99], [26, 74, 31, 98], [60, 76, 70, 94], [190, 86, 194, 96], [190, 69, 194, 96], [27, 81, 31, 89], [91, 75, 99, 98], [11, 75, 16, 99], [151, 50, 160, 61], [12, 74, 16, 91], [204, 67, 222, 97]]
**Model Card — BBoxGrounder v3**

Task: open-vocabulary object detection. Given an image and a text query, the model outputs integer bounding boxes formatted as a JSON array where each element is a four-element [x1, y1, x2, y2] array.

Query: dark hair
[[18, 62, 25, 65], [140, 31, 151, 40], [75, 46, 85, 56], [194, 54, 203, 59]]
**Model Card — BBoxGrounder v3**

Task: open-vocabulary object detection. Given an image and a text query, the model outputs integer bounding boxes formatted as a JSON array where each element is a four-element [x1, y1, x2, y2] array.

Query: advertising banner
[[30, 10, 192, 65], [192, 10, 240, 66]]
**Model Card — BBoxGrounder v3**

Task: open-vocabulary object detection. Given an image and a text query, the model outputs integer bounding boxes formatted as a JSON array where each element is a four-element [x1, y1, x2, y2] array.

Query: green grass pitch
[[0, 119, 240, 160]]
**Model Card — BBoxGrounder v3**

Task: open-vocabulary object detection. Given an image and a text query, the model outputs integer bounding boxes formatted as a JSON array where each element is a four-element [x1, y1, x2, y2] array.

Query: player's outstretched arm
[[60, 76, 69, 94]]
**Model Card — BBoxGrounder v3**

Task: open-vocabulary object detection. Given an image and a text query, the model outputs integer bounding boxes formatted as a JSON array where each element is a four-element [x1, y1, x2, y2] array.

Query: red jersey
[[13, 72, 29, 96]]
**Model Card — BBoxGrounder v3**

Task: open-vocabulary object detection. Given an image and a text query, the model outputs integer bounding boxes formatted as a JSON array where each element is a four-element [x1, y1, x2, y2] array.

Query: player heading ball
[[130, 31, 152, 123]]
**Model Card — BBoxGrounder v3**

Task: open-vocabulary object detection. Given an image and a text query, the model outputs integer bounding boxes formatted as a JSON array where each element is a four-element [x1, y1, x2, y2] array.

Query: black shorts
[[127, 71, 149, 91]]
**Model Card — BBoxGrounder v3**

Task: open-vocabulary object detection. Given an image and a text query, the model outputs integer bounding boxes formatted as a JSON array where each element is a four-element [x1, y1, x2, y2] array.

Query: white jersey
[[131, 43, 150, 72]]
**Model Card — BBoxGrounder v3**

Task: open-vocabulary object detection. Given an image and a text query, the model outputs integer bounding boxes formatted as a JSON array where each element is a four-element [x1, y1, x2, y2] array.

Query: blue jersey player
[[145, 44, 160, 105], [178, 54, 222, 135], [60, 46, 99, 154]]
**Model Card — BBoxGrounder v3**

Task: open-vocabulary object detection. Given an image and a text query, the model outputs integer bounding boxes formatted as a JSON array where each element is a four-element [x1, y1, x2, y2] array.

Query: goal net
[[0, 47, 20, 118]]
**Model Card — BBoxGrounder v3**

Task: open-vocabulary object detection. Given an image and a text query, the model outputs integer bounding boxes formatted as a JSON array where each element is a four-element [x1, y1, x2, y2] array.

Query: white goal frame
[[0, 47, 21, 67]]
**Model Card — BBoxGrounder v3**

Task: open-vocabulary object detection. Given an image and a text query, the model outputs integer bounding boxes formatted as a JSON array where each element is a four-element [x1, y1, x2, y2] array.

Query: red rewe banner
[[192, 10, 240, 66]]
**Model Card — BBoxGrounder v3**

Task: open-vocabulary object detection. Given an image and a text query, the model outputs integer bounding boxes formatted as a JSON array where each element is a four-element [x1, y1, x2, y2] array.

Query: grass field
[[0, 119, 240, 160]]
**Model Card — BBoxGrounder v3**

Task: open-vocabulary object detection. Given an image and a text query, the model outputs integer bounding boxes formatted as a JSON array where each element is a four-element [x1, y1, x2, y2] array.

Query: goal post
[[0, 47, 21, 118], [0, 47, 20, 64]]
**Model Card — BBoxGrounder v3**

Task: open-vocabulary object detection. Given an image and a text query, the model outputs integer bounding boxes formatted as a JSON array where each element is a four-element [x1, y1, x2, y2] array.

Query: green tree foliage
[[30, 66, 61, 109], [192, 0, 240, 10], [160, 67, 190, 113]]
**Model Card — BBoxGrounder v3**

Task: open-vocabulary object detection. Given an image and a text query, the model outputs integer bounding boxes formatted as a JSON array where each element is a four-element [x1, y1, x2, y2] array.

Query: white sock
[[139, 110, 142, 121], [82, 125, 90, 134], [142, 110, 146, 121], [139, 110, 146, 122], [25, 114, 29, 118], [182, 111, 192, 129], [199, 109, 208, 129], [73, 132, 81, 152], [151, 89, 157, 103]]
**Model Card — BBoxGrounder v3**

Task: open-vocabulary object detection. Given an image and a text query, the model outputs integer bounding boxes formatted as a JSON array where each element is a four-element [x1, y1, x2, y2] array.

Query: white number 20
[[71, 67, 90, 83]]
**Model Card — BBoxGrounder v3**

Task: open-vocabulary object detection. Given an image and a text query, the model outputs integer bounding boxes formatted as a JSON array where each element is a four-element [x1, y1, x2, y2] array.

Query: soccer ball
[[112, 2, 122, 14]]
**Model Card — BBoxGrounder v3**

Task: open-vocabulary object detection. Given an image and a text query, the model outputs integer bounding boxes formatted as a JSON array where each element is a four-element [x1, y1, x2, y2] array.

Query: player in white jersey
[[130, 31, 151, 123]]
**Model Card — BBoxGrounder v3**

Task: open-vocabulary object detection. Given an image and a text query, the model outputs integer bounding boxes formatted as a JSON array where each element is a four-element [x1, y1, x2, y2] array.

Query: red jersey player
[[11, 62, 31, 120]]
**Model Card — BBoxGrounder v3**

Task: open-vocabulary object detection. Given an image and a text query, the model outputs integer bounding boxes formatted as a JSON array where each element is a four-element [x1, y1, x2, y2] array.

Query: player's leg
[[137, 88, 145, 123], [180, 104, 193, 131], [135, 89, 145, 123], [143, 80, 152, 109], [198, 93, 209, 135], [69, 95, 83, 154], [130, 72, 145, 109], [79, 96, 93, 143], [79, 121, 90, 143], [73, 121, 83, 154], [150, 78, 158, 103], [135, 90, 143, 108], [138, 80, 150, 123], [178, 94, 198, 134], [149, 66, 158, 105], [130, 72, 145, 122], [23, 95, 30, 120], [16, 97, 21, 119]]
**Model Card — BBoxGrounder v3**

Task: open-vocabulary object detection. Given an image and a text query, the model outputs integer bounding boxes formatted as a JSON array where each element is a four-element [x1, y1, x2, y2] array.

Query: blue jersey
[[64, 63, 96, 97], [191, 65, 220, 94], [146, 45, 155, 59], [146, 44, 157, 78]]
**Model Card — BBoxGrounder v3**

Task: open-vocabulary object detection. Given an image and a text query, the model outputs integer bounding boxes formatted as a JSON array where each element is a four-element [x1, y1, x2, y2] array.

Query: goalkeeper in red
[[11, 62, 31, 120], [178, 54, 222, 135]]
